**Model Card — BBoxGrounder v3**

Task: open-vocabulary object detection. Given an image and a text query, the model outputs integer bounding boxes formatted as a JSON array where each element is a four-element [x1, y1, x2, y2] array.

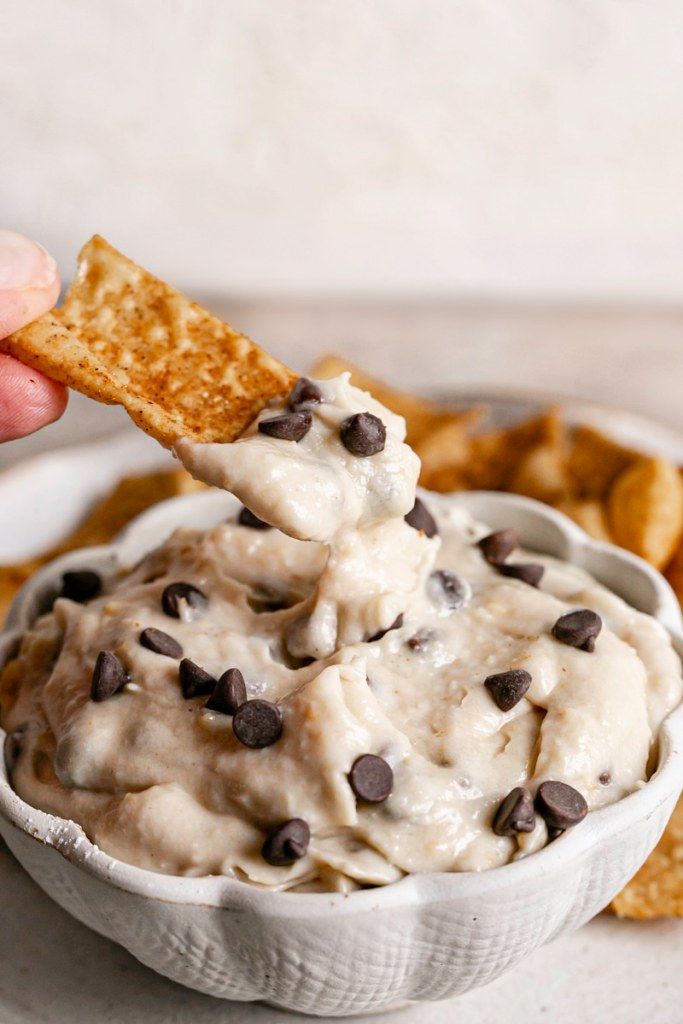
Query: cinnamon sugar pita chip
[[611, 794, 683, 919], [0, 564, 37, 627], [1, 236, 295, 447], [607, 456, 683, 570], [568, 425, 638, 498], [555, 498, 614, 543], [508, 437, 574, 505], [413, 413, 487, 490], [464, 411, 565, 492], [665, 533, 683, 606]]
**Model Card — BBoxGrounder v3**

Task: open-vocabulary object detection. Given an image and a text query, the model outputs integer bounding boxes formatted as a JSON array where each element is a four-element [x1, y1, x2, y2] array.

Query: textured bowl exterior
[[1, 489, 682, 1017]]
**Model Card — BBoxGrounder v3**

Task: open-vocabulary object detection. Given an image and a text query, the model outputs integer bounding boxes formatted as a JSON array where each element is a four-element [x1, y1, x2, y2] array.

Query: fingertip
[[0, 230, 58, 291], [0, 277, 61, 338]]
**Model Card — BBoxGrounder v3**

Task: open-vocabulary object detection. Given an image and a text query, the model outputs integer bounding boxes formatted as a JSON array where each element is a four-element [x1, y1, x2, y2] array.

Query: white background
[[3, 0, 683, 299]]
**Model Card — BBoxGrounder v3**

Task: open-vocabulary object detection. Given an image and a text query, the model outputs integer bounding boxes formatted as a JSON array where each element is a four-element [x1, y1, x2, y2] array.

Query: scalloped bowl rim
[[1, 487, 683, 917]]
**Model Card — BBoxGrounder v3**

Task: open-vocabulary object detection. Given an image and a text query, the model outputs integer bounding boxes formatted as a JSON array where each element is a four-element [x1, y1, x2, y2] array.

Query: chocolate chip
[[404, 498, 438, 538], [3, 724, 27, 774], [368, 613, 403, 643], [535, 780, 588, 830], [238, 506, 272, 530], [599, 771, 611, 786], [261, 818, 311, 866], [258, 411, 312, 442], [492, 787, 536, 836], [61, 570, 102, 603], [484, 668, 532, 712], [497, 562, 544, 587], [139, 627, 183, 659], [289, 377, 324, 411], [552, 609, 602, 652], [161, 582, 207, 620], [478, 529, 519, 565], [206, 667, 247, 715], [339, 412, 386, 457], [407, 629, 432, 652], [427, 570, 471, 611], [232, 699, 283, 748], [348, 754, 393, 803], [91, 651, 128, 702], [179, 659, 216, 699]]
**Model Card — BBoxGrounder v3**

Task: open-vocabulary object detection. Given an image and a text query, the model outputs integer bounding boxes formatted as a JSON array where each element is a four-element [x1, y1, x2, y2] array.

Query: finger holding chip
[[1, 236, 296, 447]]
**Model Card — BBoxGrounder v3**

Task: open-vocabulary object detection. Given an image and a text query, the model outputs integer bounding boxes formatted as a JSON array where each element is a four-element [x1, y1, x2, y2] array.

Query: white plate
[[2, 418, 683, 1024]]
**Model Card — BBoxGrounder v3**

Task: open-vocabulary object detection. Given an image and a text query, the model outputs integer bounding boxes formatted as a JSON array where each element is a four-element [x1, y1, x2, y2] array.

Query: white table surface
[[2, 296, 683, 1023]]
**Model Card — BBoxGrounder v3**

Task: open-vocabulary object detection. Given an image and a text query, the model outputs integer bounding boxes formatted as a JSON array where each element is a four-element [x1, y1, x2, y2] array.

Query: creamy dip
[[2, 375, 681, 892]]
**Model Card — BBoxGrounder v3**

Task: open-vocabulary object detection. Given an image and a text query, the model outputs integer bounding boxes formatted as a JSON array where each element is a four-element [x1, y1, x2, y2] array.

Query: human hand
[[0, 230, 67, 441]]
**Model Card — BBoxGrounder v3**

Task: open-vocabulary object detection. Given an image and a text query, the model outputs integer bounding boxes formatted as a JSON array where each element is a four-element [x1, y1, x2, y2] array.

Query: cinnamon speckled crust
[[0, 236, 295, 447]]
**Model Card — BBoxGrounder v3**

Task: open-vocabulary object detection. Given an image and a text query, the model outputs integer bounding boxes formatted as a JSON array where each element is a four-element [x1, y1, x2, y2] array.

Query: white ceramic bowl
[[1, 488, 682, 1018]]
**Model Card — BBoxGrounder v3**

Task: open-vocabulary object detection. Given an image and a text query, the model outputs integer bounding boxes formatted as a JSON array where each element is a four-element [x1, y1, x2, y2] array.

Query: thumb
[[0, 230, 67, 441], [0, 229, 61, 336]]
